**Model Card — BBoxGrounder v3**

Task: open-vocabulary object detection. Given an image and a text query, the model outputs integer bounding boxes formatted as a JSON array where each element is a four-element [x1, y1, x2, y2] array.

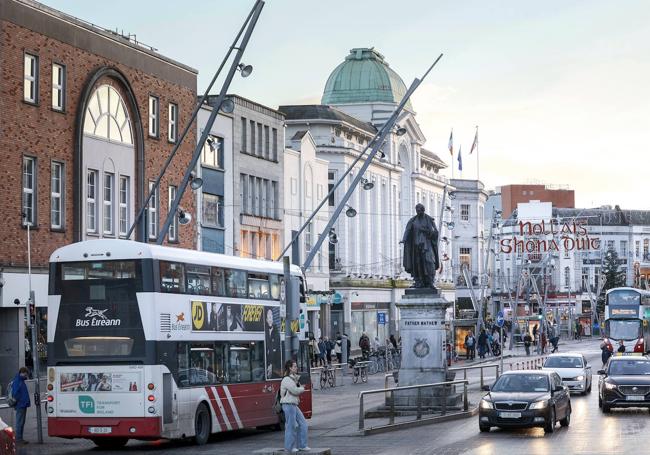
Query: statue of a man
[[401, 203, 440, 288]]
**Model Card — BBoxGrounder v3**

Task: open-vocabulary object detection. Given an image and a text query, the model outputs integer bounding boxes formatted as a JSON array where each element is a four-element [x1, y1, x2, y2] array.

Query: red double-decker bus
[[46, 240, 311, 449]]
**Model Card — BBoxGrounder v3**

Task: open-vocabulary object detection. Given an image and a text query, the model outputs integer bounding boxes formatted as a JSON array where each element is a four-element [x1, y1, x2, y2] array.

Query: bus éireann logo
[[79, 395, 95, 414], [85, 307, 108, 320], [191, 301, 204, 330]]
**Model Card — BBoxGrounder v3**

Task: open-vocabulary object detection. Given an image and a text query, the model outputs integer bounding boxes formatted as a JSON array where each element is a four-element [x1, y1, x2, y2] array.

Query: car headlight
[[605, 382, 617, 390], [529, 400, 549, 410], [480, 399, 494, 409], [576, 375, 585, 381]]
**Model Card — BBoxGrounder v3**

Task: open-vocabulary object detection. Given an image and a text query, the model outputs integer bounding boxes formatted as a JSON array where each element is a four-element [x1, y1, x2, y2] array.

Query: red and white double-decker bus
[[46, 240, 311, 449]]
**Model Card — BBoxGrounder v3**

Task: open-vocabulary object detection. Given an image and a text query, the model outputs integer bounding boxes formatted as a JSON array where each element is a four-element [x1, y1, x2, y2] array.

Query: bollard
[[442, 383, 447, 416], [496, 364, 500, 379], [480, 367, 484, 389], [417, 387, 422, 420], [463, 381, 468, 411]]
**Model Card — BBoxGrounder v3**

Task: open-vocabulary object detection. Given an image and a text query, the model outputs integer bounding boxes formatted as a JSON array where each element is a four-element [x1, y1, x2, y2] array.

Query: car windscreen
[[608, 360, 650, 375], [492, 374, 549, 392], [544, 357, 583, 368], [607, 319, 641, 341]]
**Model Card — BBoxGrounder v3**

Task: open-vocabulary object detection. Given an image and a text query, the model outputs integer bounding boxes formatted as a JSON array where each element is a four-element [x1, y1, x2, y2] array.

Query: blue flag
[[457, 145, 462, 171]]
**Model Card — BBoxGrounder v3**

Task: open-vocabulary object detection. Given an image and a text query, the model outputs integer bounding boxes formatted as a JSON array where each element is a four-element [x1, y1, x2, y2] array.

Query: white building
[[284, 131, 330, 337], [280, 48, 453, 347]]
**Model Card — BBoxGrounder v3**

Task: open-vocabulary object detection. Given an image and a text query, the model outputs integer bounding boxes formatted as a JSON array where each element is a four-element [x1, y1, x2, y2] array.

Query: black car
[[478, 370, 571, 434], [598, 355, 650, 413]]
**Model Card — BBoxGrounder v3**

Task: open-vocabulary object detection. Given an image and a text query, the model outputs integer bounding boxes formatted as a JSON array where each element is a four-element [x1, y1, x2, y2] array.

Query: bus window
[[229, 344, 252, 383], [248, 273, 270, 299], [160, 261, 185, 293], [211, 267, 227, 296], [64, 336, 134, 357], [225, 269, 246, 297], [186, 264, 211, 295], [269, 274, 280, 300], [178, 343, 225, 386], [61, 261, 136, 280]]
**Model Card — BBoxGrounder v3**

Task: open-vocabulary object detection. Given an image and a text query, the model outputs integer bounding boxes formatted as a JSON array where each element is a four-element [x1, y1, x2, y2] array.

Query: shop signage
[[404, 320, 439, 327], [377, 312, 386, 325], [75, 306, 121, 327], [499, 220, 600, 254]]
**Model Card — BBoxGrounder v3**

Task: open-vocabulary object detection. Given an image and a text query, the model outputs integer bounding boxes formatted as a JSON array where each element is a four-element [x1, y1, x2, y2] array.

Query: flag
[[470, 128, 478, 154], [448, 130, 453, 156], [457, 146, 462, 171]]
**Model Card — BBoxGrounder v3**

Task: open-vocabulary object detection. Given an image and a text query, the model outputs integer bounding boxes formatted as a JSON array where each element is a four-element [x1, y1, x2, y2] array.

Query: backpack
[[466, 336, 474, 347], [7, 381, 16, 408]]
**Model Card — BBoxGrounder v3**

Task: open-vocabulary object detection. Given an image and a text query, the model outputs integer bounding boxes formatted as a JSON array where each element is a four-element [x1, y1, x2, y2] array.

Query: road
[[13, 338, 649, 455]]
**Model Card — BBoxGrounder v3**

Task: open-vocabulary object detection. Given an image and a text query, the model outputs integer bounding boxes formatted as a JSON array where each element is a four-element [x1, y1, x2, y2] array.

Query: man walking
[[11, 367, 31, 445]]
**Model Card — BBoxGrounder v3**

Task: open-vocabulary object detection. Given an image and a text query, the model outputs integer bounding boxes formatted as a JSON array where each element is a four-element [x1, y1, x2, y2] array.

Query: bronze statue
[[402, 203, 440, 288]]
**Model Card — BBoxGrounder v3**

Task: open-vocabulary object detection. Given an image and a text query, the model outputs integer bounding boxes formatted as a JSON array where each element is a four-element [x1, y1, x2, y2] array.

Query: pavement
[[5, 336, 622, 455]]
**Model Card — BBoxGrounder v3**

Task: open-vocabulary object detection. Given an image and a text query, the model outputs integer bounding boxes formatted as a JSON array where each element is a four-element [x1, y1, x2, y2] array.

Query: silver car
[[542, 353, 593, 394]]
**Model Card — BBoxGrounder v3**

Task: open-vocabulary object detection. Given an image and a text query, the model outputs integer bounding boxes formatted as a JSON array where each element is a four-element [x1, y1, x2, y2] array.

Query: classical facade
[[0, 0, 197, 386], [281, 48, 453, 347], [284, 131, 330, 337]]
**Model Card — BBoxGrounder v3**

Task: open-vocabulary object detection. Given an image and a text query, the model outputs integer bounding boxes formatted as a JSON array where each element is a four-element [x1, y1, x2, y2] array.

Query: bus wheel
[[91, 437, 129, 449], [194, 403, 211, 445]]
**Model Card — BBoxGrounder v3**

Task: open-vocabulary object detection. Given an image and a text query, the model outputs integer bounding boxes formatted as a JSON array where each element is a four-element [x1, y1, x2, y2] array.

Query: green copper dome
[[321, 48, 412, 109]]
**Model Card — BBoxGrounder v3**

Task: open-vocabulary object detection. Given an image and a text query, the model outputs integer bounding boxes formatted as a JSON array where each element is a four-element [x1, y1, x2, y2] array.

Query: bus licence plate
[[88, 427, 112, 434], [499, 412, 521, 418], [626, 395, 645, 401]]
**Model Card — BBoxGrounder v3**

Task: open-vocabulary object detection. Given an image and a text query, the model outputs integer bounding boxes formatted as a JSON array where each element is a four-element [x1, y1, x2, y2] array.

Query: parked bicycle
[[349, 357, 369, 384], [319, 364, 336, 389]]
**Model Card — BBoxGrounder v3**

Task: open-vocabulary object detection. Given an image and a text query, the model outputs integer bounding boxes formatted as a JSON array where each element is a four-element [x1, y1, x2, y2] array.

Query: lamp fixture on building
[[178, 208, 192, 225], [361, 178, 374, 190], [345, 205, 357, 218], [189, 171, 203, 190], [376, 150, 386, 159], [395, 125, 407, 136], [445, 205, 454, 212], [237, 63, 253, 77], [443, 221, 455, 230], [448, 192, 457, 200], [328, 229, 338, 244], [441, 236, 449, 244], [220, 97, 235, 113]]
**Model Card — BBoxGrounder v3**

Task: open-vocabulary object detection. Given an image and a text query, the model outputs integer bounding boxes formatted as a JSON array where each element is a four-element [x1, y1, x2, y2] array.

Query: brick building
[[500, 184, 575, 219], [0, 0, 197, 383]]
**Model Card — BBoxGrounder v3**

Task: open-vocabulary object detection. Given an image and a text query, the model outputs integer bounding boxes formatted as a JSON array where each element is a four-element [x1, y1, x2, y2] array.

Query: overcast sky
[[43, 0, 650, 209]]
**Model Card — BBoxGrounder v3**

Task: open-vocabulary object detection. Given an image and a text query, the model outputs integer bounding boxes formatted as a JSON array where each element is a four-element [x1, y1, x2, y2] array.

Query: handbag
[[272, 388, 283, 414]]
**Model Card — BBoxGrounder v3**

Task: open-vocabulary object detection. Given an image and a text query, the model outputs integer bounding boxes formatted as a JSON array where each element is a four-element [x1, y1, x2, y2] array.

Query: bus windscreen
[[607, 319, 641, 341]]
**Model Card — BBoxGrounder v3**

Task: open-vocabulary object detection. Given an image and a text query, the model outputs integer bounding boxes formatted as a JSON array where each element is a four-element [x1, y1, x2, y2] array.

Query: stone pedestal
[[393, 289, 460, 408]]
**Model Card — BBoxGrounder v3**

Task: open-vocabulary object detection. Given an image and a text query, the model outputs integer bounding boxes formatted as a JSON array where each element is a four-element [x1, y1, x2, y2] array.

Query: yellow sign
[[191, 301, 205, 330], [644, 320, 648, 327], [291, 319, 299, 333]]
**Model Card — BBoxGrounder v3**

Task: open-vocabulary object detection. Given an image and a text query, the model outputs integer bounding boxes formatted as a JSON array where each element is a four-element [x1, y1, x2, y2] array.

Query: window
[[225, 269, 247, 297], [564, 266, 571, 288], [582, 267, 589, 290], [211, 268, 227, 296], [168, 186, 178, 241], [264, 125, 270, 159], [148, 95, 159, 137], [177, 342, 226, 386], [636, 241, 640, 258], [51, 63, 65, 111], [202, 193, 223, 228], [620, 240, 627, 257], [119, 176, 129, 237], [271, 181, 278, 219], [247, 175, 254, 214], [250, 120, 256, 154], [607, 240, 614, 251], [103, 173, 114, 235], [240, 174, 248, 214], [186, 264, 211, 295], [272, 128, 278, 161], [328, 171, 336, 207], [23, 53, 38, 103], [459, 247, 471, 271], [86, 169, 97, 233], [461, 204, 470, 222], [241, 117, 247, 153], [51, 161, 64, 229], [22, 156, 36, 226], [83, 85, 133, 144], [201, 135, 224, 168], [168, 103, 178, 142], [644, 239, 649, 258], [160, 261, 185, 293], [248, 273, 270, 299], [305, 222, 313, 255], [148, 181, 158, 240], [257, 123, 263, 157]]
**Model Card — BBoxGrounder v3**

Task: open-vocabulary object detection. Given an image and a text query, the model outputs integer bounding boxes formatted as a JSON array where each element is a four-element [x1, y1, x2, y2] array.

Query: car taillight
[[47, 384, 53, 391], [147, 395, 155, 402], [634, 338, 644, 352], [47, 395, 54, 402], [147, 383, 155, 391]]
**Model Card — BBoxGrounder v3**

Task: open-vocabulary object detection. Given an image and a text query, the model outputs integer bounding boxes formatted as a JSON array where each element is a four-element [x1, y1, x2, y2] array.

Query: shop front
[[350, 301, 390, 350]]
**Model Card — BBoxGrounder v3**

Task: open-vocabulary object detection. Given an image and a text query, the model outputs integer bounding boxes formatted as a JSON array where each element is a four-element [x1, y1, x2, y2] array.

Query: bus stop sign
[[496, 311, 505, 328]]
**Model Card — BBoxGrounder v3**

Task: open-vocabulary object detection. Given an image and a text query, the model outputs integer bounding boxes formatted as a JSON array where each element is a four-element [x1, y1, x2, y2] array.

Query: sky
[[43, 0, 650, 209]]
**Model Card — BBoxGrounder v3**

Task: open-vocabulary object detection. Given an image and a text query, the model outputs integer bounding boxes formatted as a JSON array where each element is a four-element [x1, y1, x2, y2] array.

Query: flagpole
[[451, 150, 454, 179], [476, 125, 479, 181]]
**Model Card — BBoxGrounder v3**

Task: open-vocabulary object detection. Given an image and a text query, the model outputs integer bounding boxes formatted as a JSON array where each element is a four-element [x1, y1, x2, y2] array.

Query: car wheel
[[479, 424, 491, 433], [586, 380, 592, 393], [194, 402, 211, 445], [560, 406, 571, 427], [544, 407, 555, 434]]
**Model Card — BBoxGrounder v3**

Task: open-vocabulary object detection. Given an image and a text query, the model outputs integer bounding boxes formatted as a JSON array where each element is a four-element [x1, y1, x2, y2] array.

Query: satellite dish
[[178, 210, 192, 225]]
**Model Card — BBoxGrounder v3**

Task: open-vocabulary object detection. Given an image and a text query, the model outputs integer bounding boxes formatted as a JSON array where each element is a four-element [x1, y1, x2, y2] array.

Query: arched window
[[564, 266, 571, 288], [83, 84, 133, 144]]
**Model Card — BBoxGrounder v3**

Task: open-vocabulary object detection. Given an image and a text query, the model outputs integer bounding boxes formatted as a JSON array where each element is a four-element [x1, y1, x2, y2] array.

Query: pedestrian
[[344, 333, 351, 360], [465, 331, 476, 360], [389, 334, 398, 350], [550, 324, 559, 353], [317, 337, 326, 366], [532, 324, 538, 344], [309, 335, 320, 367], [523, 331, 532, 356], [478, 329, 488, 359], [617, 340, 625, 353], [601, 340, 613, 366], [11, 367, 31, 445], [359, 332, 370, 359], [334, 334, 342, 364], [280, 360, 310, 453]]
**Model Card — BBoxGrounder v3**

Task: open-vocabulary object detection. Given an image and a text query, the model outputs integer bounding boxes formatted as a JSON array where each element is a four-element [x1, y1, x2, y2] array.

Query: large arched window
[[83, 84, 133, 144]]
